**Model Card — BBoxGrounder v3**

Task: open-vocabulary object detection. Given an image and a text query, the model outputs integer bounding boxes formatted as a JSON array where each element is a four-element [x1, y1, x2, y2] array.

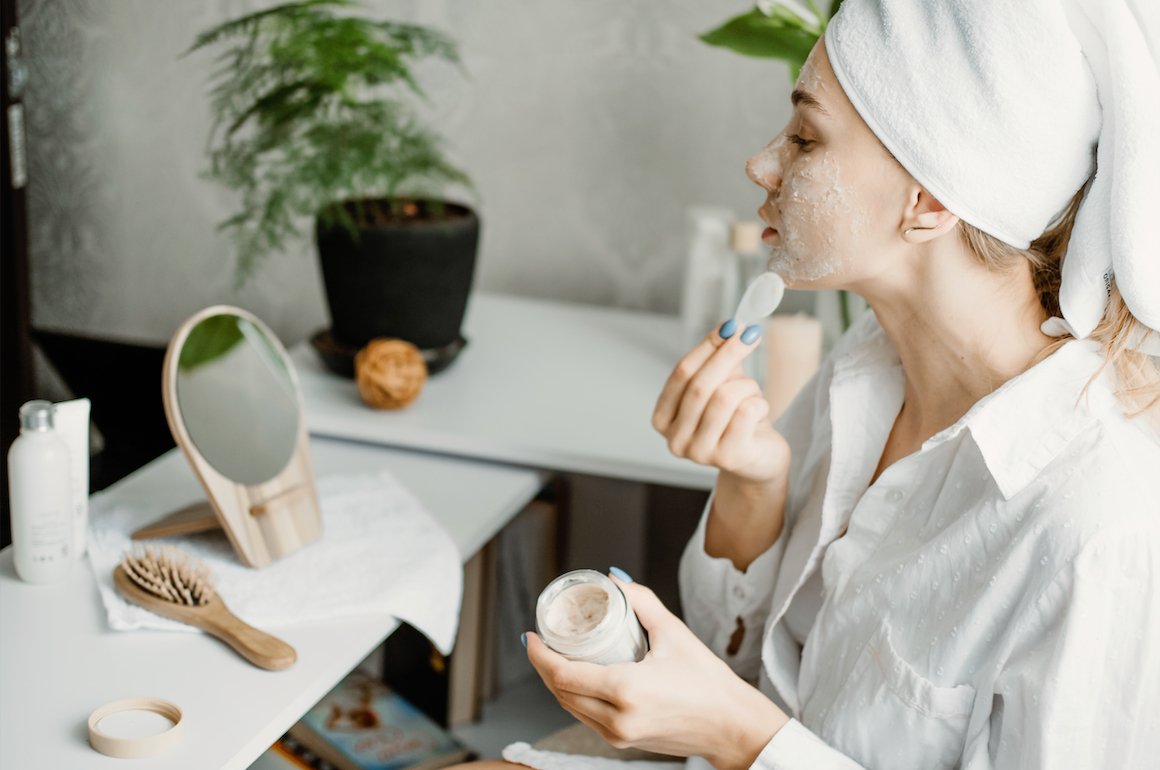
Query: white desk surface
[[292, 292, 717, 492], [0, 437, 543, 770]]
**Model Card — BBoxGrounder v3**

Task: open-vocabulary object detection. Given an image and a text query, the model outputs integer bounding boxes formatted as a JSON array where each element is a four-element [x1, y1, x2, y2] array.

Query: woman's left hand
[[525, 573, 790, 769]]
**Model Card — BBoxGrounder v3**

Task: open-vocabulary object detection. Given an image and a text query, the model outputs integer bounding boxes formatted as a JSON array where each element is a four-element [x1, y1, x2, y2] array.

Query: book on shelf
[[286, 670, 476, 770], [250, 734, 340, 769]]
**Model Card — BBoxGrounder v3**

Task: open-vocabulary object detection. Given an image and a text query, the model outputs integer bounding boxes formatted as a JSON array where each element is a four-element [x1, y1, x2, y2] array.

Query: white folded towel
[[87, 471, 463, 654], [502, 742, 683, 770], [825, 0, 1160, 349]]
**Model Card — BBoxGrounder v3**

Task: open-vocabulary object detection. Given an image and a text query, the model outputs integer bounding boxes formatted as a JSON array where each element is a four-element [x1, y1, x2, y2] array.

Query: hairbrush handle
[[112, 566, 297, 671], [195, 603, 298, 671]]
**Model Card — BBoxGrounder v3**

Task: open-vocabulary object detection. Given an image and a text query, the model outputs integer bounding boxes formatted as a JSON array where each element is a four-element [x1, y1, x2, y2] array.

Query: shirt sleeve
[[749, 719, 867, 770], [676, 336, 833, 687], [677, 489, 787, 685], [980, 525, 1160, 769]]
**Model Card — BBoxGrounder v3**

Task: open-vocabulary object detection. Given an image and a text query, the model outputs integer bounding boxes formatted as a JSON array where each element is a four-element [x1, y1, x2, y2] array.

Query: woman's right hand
[[652, 321, 791, 487]]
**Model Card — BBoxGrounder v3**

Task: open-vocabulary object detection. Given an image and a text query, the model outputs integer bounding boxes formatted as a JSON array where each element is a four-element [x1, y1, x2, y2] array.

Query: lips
[[758, 207, 780, 240]]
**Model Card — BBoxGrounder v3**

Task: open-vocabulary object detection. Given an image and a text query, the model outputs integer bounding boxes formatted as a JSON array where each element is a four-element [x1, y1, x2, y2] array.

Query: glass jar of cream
[[535, 569, 648, 664]]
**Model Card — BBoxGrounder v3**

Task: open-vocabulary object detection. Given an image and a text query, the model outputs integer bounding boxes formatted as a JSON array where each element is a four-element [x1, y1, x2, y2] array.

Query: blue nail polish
[[609, 566, 634, 583], [740, 324, 761, 345], [719, 319, 738, 339], [520, 632, 527, 648]]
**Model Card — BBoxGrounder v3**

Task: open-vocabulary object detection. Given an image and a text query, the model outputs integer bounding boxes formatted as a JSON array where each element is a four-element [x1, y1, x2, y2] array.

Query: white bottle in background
[[727, 221, 767, 383], [53, 398, 91, 558], [8, 400, 74, 583], [681, 207, 735, 351], [723, 221, 765, 315]]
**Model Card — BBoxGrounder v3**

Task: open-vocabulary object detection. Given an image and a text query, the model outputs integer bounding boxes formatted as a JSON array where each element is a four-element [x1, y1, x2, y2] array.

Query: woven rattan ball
[[354, 338, 428, 409]]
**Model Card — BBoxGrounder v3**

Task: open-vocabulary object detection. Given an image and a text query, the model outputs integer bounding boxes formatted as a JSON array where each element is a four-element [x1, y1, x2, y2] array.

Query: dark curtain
[[2, 0, 33, 549]]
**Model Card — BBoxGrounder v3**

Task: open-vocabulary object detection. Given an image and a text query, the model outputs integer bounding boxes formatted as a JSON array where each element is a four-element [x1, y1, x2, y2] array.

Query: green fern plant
[[188, 0, 474, 288]]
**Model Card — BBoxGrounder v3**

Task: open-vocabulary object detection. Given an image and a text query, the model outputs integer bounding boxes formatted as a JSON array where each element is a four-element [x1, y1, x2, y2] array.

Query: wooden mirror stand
[[132, 305, 323, 568]]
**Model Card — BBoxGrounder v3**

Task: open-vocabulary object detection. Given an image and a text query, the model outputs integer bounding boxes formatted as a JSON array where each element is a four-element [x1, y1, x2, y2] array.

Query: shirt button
[[732, 585, 747, 600], [886, 489, 904, 503]]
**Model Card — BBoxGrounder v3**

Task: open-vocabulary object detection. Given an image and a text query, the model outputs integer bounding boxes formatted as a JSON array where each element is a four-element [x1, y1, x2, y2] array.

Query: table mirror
[[133, 305, 323, 567]]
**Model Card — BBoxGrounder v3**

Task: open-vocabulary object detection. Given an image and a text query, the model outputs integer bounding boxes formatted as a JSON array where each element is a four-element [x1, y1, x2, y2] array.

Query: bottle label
[[28, 510, 71, 562]]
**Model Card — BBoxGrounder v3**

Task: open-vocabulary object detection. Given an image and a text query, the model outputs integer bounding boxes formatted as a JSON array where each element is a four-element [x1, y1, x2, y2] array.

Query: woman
[[451, 1, 1160, 767]]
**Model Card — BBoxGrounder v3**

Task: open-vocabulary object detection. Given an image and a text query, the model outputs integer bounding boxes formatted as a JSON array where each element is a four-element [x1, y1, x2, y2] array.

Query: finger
[[556, 689, 619, 729], [684, 378, 764, 465], [653, 332, 752, 438], [525, 632, 619, 700], [563, 707, 618, 745], [666, 331, 763, 456], [652, 323, 733, 434], [537, 675, 616, 739], [716, 396, 772, 465], [536, 669, 618, 731], [610, 576, 677, 641]]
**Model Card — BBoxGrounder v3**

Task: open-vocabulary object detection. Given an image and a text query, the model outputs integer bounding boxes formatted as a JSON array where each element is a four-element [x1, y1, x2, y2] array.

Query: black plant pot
[[315, 199, 479, 371]]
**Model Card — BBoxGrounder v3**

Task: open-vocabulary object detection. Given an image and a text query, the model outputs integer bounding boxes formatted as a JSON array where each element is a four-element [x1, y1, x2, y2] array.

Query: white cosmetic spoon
[[733, 271, 786, 329]]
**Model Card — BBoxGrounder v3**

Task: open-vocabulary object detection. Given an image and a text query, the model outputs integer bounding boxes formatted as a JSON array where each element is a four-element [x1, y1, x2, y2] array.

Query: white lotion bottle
[[8, 400, 74, 583]]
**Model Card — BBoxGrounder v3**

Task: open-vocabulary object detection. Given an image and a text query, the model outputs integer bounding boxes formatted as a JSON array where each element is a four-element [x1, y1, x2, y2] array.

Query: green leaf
[[179, 314, 245, 371], [185, 0, 355, 56], [699, 8, 818, 64]]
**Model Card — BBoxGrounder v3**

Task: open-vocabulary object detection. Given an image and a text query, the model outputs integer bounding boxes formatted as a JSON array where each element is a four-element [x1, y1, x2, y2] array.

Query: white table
[[292, 292, 717, 491], [0, 437, 543, 770]]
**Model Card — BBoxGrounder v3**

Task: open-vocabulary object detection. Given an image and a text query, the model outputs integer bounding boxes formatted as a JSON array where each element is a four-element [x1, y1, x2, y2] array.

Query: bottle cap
[[729, 221, 764, 255], [88, 697, 184, 758], [19, 400, 55, 432]]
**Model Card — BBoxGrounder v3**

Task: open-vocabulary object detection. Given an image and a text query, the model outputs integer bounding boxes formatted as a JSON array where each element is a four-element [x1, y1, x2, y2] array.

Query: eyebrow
[[791, 88, 829, 116]]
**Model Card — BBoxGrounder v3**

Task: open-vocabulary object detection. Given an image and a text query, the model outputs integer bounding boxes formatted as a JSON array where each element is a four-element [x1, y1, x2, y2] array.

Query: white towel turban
[[824, 0, 1160, 352]]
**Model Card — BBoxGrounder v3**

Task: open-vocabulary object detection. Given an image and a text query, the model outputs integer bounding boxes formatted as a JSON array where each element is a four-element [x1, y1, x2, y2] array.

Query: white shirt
[[679, 310, 1160, 769]]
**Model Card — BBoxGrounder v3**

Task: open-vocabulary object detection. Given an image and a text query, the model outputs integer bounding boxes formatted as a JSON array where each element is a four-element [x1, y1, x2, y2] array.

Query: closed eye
[[786, 133, 813, 148]]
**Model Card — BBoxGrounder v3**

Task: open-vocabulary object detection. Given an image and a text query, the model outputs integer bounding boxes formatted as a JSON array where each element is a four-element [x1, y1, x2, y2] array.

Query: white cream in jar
[[535, 569, 648, 664]]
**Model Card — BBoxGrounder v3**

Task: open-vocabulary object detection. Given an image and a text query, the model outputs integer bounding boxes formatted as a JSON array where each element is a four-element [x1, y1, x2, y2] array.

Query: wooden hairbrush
[[113, 546, 297, 671]]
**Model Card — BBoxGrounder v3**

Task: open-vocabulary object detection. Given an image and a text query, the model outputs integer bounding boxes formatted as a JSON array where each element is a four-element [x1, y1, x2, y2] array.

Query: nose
[[745, 142, 782, 192]]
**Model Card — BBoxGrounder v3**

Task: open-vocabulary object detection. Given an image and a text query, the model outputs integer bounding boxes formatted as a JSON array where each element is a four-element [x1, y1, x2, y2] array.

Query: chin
[[788, 273, 849, 291], [766, 257, 850, 291]]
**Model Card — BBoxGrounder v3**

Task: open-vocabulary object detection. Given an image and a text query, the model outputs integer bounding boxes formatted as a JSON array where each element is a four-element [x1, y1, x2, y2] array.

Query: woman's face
[[746, 38, 912, 289]]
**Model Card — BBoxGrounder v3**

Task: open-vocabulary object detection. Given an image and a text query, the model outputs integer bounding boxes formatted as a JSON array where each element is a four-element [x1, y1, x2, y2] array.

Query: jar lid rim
[[535, 570, 628, 652]]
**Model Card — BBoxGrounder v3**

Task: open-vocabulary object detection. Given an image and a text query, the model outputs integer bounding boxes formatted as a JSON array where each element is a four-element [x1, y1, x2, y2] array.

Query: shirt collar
[[837, 313, 1117, 502], [926, 337, 1116, 500]]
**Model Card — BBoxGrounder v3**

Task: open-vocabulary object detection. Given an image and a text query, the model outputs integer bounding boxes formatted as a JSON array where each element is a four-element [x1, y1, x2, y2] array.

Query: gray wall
[[21, 0, 796, 347]]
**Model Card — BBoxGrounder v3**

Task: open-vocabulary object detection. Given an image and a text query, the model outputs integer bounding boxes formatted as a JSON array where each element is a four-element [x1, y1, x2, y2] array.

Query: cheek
[[783, 152, 870, 240], [771, 152, 873, 280]]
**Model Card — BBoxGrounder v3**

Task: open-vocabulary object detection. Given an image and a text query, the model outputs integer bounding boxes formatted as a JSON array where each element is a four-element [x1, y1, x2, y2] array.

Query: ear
[[900, 187, 960, 243]]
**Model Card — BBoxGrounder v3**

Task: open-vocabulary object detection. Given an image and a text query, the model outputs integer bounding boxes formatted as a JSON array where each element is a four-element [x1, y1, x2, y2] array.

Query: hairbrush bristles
[[119, 545, 215, 606]]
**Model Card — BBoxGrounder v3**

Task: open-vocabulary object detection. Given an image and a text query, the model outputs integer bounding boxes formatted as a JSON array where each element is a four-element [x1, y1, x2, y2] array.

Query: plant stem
[[838, 289, 852, 331]]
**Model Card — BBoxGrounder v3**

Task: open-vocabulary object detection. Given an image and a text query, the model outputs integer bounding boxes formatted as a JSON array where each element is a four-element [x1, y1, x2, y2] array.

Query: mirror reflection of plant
[[237, 318, 299, 403], [188, 0, 475, 288], [700, 1, 856, 330], [180, 315, 244, 371]]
